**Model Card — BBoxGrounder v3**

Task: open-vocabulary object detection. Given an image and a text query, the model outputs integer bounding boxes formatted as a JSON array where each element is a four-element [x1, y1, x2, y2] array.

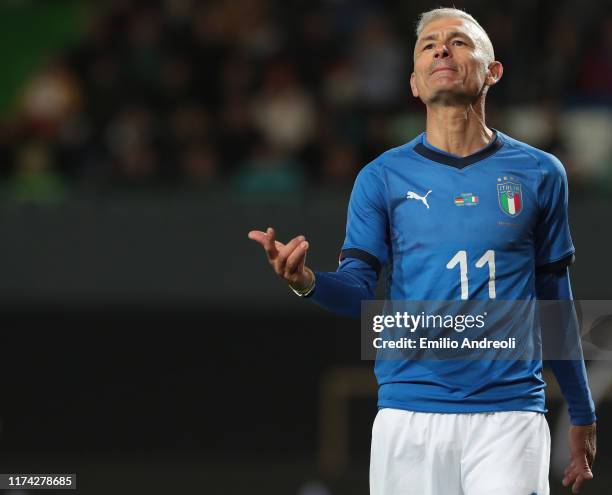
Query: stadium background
[[0, 0, 611, 493]]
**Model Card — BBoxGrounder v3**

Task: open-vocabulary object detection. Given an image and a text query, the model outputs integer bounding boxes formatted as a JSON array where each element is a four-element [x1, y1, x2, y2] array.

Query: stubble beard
[[427, 87, 479, 107]]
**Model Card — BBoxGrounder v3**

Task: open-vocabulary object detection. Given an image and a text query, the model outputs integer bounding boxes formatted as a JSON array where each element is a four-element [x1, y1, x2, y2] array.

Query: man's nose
[[434, 44, 450, 58]]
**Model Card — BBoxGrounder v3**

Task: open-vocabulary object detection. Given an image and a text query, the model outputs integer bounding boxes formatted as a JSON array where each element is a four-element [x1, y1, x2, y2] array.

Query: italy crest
[[497, 180, 522, 217]]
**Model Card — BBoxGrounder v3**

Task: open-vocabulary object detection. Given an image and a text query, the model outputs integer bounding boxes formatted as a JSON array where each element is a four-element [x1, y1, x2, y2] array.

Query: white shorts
[[370, 408, 550, 495]]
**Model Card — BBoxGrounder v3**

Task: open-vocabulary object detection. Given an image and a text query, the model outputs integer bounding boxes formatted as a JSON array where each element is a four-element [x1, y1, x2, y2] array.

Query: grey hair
[[416, 8, 494, 63]]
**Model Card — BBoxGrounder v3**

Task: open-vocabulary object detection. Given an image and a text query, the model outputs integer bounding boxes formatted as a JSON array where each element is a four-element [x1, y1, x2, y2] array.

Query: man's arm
[[249, 162, 387, 317], [307, 258, 377, 317], [536, 267, 597, 493]]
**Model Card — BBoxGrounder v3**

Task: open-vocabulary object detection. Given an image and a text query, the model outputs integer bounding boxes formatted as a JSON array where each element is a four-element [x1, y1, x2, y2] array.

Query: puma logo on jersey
[[406, 190, 432, 209]]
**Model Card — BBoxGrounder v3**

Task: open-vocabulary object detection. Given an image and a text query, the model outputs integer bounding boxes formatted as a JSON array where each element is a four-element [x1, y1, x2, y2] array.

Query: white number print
[[475, 250, 496, 299], [446, 250, 469, 300], [446, 250, 496, 300]]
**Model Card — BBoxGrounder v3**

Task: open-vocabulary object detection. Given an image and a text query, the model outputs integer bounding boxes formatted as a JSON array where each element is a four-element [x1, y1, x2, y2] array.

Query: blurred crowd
[[1, 0, 612, 202]]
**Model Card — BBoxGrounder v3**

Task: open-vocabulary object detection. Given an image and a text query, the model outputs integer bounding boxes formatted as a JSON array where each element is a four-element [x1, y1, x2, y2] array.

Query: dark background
[[0, 1, 611, 494]]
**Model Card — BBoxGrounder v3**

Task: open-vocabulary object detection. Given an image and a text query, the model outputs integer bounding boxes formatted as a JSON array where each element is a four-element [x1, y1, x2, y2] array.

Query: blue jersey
[[341, 130, 575, 414]]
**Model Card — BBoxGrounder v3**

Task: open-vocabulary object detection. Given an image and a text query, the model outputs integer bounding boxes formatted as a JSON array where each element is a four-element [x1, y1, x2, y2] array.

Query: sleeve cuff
[[570, 411, 597, 426], [339, 248, 382, 276]]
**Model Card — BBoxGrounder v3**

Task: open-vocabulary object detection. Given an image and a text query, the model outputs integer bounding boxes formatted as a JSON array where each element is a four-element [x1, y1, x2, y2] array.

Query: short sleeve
[[340, 163, 390, 275], [534, 154, 575, 268]]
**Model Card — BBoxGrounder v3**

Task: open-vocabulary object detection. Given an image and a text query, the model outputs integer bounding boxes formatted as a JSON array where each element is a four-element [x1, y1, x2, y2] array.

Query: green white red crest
[[497, 181, 522, 216]]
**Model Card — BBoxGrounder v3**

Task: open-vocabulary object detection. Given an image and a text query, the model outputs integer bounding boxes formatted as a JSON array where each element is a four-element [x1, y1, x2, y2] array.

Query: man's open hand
[[248, 227, 313, 290], [562, 423, 596, 493]]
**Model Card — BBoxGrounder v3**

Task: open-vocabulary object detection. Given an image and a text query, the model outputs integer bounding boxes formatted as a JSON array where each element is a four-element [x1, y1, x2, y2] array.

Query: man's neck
[[424, 102, 494, 157]]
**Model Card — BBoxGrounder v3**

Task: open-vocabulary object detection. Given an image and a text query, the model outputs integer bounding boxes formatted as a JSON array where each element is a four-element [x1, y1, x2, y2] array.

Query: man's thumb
[[580, 456, 594, 478]]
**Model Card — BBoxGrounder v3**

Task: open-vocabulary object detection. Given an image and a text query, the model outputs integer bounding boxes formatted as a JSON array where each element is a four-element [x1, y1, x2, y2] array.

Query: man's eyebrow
[[447, 31, 472, 41], [417, 30, 473, 45], [418, 33, 439, 44]]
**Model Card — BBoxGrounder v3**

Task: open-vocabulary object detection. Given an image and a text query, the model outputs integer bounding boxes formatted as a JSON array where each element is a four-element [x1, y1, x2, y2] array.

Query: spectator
[[251, 61, 316, 154]]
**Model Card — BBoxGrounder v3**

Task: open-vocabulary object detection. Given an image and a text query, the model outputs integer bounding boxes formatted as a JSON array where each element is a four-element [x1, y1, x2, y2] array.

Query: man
[[249, 7, 596, 495]]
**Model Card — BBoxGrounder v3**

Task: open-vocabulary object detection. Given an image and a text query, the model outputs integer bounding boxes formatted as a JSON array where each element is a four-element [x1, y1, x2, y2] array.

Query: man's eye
[[452, 40, 465, 46], [423, 43, 434, 50]]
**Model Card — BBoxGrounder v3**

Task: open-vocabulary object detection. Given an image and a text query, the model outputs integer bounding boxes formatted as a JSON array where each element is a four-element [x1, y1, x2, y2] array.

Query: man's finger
[[564, 454, 594, 492], [580, 459, 594, 479], [572, 473, 586, 493], [571, 467, 594, 493], [248, 230, 267, 245], [562, 461, 579, 487], [576, 453, 594, 477], [563, 467, 578, 489], [285, 241, 309, 275], [276, 236, 305, 273], [563, 465, 575, 485], [249, 230, 286, 251], [264, 227, 280, 261]]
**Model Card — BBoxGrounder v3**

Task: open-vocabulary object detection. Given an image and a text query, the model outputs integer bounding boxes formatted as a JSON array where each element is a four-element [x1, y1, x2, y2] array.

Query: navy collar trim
[[413, 133, 504, 169]]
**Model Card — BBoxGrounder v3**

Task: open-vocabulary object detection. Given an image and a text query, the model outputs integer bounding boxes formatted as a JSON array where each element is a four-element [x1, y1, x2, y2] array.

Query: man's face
[[411, 17, 497, 106]]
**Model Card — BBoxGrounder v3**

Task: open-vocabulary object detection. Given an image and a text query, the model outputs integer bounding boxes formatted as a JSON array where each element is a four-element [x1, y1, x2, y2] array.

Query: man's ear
[[410, 72, 419, 97], [486, 61, 503, 87]]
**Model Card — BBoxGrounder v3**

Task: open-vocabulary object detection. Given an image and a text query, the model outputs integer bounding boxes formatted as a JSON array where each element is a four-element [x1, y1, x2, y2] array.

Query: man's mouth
[[431, 66, 457, 75]]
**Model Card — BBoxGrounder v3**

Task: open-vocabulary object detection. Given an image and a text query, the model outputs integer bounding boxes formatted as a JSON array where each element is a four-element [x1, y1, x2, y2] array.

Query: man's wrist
[[289, 268, 316, 297]]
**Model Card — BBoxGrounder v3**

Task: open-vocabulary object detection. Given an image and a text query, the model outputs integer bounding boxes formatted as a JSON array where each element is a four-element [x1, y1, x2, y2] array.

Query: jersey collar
[[413, 131, 504, 169]]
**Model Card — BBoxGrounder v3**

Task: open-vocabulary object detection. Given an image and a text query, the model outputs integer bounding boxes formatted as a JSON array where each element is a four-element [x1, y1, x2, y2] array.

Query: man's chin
[[427, 88, 476, 106]]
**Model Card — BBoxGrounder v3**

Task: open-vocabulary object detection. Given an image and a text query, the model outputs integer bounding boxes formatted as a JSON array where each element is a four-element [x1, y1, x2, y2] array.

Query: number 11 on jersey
[[446, 250, 496, 300]]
